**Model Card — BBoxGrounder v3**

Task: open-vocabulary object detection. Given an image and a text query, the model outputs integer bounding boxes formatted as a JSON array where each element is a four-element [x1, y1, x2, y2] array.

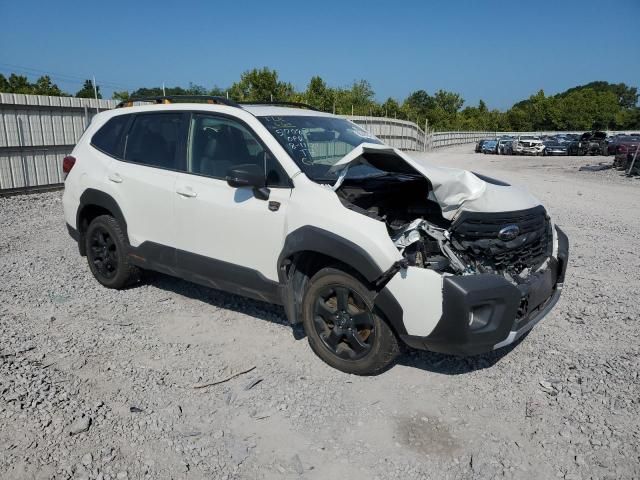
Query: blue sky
[[1, 0, 639, 110]]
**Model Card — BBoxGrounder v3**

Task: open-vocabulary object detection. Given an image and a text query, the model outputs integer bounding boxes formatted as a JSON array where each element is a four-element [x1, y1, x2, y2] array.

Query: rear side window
[[91, 115, 129, 157], [124, 113, 186, 170]]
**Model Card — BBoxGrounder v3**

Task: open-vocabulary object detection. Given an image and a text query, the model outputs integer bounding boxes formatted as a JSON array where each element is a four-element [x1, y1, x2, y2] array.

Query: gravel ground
[[1, 146, 639, 480]]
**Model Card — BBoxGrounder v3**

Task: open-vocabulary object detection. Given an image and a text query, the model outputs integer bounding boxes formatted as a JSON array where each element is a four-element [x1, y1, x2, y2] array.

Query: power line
[[0, 62, 138, 90]]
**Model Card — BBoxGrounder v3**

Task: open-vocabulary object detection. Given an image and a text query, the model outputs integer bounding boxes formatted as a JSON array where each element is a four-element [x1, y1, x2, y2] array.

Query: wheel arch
[[76, 189, 129, 256], [277, 226, 406, 337]]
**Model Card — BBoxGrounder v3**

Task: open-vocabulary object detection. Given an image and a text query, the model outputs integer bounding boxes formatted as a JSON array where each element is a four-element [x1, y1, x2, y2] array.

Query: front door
[[173, 113, 292, 301]]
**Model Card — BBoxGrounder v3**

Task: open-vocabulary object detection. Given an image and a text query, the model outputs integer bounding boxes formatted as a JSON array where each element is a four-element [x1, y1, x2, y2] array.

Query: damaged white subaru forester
[[62, 97, 569, 375]]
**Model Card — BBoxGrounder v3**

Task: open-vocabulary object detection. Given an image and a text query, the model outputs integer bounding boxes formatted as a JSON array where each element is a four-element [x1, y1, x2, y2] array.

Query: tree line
[[1, 69, 638, 131]]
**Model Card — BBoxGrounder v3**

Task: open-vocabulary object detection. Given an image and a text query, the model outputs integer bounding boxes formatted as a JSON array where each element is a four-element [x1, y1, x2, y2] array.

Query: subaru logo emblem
[[498, 224, 520, 241]]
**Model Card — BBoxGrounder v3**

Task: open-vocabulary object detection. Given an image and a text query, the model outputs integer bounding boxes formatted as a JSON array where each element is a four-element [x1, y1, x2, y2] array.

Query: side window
[[91, 115, 130, 157], [265, 152, 289, 187], [188, 114, 290, 187], [123, 113, 186, 170]]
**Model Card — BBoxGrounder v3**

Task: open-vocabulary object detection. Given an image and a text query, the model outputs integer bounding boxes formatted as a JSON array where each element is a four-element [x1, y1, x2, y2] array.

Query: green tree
[[433, 90, 464, 114], [304, 76, 334, 112], [229, 67, 295, 102], [554, 89, 619, 130], [380, 97, 404, 118], [76, 79, 101, 99], [185, 83, 207, 95], [402, 90, 434, 119], [209, 85, 226, 97], [112, 91, 130, 102], [559, 81, 638, 109], [32, 76, 65, 96], [7, 74, 32, 94], [334, 80, 375, 115], [0, 74, 10, 92]]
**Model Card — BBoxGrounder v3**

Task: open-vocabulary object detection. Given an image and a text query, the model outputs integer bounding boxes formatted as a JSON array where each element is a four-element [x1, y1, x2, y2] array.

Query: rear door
[[107, 112, 188, 255], [173, 112, 292, 300]]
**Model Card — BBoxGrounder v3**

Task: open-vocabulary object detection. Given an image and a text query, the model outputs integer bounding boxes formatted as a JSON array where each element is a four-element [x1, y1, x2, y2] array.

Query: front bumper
[[400, 226, 569, 356], [545, 149, 568, 156], [517, 148, 544, 155]]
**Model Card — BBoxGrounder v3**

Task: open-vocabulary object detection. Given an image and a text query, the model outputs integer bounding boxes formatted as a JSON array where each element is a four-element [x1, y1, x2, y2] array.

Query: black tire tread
[[301, 267, 400, 375], [85, 214, 140, 289]]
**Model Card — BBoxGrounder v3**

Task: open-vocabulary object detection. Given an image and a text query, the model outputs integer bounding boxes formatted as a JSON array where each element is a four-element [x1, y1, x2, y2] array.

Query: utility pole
[[425, 118, 429, 152], [162, 82, 166, 96], [92, 76, 99, 113]]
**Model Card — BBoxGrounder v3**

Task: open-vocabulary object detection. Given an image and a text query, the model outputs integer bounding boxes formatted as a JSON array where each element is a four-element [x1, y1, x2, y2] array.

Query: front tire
[[85, 215, 140, 289], [301, 267, 400, 375]]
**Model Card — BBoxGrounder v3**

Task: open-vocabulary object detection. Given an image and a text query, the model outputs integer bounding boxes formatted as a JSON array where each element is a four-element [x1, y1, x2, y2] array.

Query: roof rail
[[116, 95, 240, 109], [238, 101, 321, 112]]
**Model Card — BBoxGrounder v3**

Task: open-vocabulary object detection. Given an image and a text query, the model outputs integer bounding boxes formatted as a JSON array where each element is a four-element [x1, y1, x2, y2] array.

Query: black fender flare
[[276, 226, 406, 336], [277, 226, 385, 284], [76, 189, 129, 254]]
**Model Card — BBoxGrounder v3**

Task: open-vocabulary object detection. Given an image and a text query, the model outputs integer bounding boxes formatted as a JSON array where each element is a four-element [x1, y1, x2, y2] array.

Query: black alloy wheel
[[302, 267, 400, 375], [84, 214, 140, 289], [89, 226, 118, 280], [312, 285, 375, 360]]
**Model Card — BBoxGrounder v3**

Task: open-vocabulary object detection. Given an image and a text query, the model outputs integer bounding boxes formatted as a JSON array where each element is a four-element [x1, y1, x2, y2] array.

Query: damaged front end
[[331, 144, 569, 355]]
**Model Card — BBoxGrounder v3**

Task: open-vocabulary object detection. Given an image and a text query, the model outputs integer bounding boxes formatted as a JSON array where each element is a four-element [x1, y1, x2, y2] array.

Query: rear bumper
[[400, 226, 569, 356]]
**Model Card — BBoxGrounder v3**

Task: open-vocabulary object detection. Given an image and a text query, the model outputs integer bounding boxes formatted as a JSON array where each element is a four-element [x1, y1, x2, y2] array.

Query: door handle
[[176, 187, 197, 198], [108, 173, 123, 184]]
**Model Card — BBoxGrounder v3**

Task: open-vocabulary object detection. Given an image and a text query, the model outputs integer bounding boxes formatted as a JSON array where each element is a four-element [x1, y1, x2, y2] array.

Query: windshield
[[258, 115, 384, 181]]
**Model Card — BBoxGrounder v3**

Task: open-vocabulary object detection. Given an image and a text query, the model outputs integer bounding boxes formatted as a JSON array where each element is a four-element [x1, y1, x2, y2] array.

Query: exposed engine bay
[[336, 173, 553, 286]]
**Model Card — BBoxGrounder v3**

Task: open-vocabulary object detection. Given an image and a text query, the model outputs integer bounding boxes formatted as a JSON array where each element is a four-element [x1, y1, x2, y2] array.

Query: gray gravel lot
[[1, 146, 639, 479]]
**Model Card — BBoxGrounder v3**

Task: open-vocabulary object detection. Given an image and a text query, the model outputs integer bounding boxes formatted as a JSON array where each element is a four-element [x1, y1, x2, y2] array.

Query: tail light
[[62, 155, 76, 178]]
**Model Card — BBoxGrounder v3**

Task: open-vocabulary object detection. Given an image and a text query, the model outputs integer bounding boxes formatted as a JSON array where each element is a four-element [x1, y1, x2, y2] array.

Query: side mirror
[[226, 164, 265, 188], [226, 164, 270, 200]]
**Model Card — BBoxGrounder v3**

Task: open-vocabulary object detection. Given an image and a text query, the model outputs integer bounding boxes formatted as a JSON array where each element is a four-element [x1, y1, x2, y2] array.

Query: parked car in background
[[497, 137, 514, 154], [613, 136, 640, 170], [475, 138, 495, 153], [501, 140, 514, 155], [543, 139, 568, 156], [605, 134, 631, 155], [514, 136, 545, 156], [567, 131, 607, 155], [481, 139, 498, 154]]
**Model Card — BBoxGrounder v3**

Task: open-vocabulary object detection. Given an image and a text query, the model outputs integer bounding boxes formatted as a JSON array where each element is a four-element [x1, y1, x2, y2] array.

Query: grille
[[451, 206, 551, 272]]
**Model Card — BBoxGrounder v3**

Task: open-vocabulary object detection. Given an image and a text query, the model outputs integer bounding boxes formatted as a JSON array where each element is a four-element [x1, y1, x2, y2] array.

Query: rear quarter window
[[123, 113, 186, 170], [91, 115, 130, 158]]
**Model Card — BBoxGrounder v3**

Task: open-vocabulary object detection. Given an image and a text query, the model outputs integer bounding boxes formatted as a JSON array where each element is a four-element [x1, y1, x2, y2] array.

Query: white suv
[[514, 136, 546, 156], [62, 96, 569, 375]]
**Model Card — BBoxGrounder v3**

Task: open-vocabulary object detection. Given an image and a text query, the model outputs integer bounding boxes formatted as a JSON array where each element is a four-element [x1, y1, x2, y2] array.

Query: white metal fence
[[0, 93, 117, 191], [0, 93, 631, 191]]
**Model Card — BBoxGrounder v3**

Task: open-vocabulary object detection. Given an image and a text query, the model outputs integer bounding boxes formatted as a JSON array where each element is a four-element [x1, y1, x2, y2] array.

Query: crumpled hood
[[329, 143, 541, 221]]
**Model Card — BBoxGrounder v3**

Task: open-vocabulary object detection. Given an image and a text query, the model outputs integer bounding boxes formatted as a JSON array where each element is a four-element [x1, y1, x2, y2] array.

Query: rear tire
[[301, 267, 400, 375], [85, 215, 140, 289]]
